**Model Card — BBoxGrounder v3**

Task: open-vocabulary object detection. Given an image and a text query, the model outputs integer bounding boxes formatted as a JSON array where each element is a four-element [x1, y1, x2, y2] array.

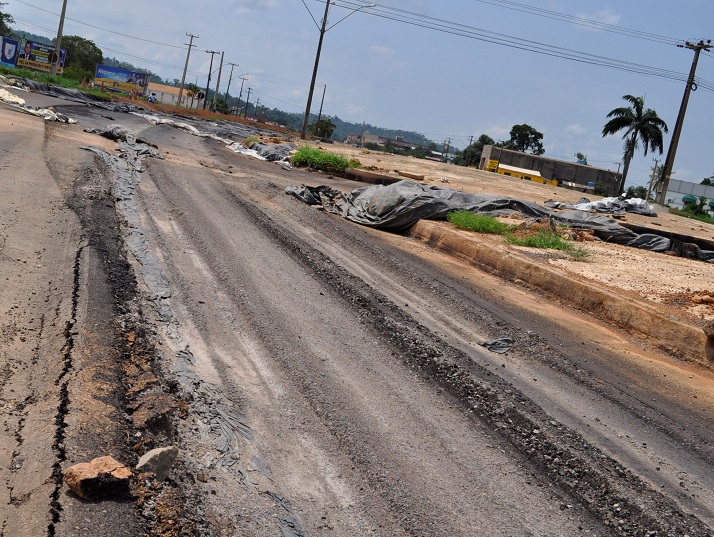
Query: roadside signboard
[[16, 40, 65, 73], [94, 64, 148, 95], [0, 36, 19, 68]]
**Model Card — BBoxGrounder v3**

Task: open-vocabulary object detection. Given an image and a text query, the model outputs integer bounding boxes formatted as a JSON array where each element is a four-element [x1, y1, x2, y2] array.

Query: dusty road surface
[[1, 90, 713, 536]]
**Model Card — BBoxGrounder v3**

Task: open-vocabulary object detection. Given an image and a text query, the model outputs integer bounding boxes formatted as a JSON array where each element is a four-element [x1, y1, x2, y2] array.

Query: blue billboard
[[94, 64, 148, 94], [1, 36, 19, 68]]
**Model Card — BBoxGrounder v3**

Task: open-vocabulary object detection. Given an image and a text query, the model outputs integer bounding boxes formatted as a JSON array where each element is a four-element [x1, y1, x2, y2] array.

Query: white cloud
[[575, 9, 622, 29], [565, 123, 586, 136], [345, 103, 366, 115], [369, 45, 395, 57]]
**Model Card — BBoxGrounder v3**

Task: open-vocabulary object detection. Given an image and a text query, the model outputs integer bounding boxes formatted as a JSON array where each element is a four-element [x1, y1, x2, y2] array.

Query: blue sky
[[6, 0, 714, 188]]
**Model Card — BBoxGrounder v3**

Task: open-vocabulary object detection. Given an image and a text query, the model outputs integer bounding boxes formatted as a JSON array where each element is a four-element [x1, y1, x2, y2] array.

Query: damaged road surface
[[1, 97, 713, 536]]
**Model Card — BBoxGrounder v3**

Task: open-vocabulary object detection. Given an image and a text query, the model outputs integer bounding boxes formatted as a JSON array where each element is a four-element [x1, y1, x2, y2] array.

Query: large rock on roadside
[[64, 456, 132, 500], [136, 446, 179, 481]]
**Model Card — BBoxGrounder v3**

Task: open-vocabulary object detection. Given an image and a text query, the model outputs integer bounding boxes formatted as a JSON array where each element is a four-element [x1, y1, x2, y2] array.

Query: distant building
[[659, 179, 714, 211], [480, 145, 622, 196], [147, 82, 193, 106]]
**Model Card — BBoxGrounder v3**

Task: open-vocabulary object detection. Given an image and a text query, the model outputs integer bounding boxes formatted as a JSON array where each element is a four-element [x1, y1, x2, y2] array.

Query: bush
[[292, 145, 352, 173], [447, 211, 513, 234]]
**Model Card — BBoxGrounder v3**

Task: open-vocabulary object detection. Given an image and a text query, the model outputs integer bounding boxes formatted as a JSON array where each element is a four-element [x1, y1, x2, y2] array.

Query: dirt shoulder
[[300, 142, 714, 362]]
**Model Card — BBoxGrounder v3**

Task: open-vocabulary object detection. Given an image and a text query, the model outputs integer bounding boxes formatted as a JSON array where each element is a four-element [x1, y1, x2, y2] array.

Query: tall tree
[[308, 118, 336, 139], [0, 2, 14, 36], [602, 95, 668, 189], [454, 134, 494, 167], [503, 124, 545, 155], [58, 35, 103, 78]]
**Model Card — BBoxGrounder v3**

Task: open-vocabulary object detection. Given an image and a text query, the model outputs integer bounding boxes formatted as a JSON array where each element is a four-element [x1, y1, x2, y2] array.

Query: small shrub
[[244, 135, 260, 146], [291, 145, 351, 173], [447, 211, 513, 234], [448, 211, 590, 261]]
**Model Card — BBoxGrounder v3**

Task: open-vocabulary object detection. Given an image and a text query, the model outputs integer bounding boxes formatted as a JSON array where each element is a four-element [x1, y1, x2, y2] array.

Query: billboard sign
[[94, 64, 148, 94], [16, 40, 65, 73], [0, 36, 19, 68]]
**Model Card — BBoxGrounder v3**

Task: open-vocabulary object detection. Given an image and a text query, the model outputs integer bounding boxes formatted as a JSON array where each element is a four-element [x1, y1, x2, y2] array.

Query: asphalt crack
[[47, 244, 83, 537]]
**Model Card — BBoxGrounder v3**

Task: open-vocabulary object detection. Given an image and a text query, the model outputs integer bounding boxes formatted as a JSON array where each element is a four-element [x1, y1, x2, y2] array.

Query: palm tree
[[602, 95, 668, 190]]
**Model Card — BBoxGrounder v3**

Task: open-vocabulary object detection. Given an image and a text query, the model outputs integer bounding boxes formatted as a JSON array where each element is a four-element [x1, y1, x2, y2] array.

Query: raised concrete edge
[[407, 219, 710, 368]]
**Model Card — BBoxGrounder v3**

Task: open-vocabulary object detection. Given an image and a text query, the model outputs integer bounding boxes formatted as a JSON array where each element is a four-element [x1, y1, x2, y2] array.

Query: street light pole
[[50, 0, 68, 77], [300, 2, 376, 139]]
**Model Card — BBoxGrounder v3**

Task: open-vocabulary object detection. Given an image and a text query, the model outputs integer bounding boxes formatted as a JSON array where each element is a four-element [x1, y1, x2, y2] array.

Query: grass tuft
[[447, 211, 513, 234], [292, 145, 355, 173], [448, 211, 590, 261]]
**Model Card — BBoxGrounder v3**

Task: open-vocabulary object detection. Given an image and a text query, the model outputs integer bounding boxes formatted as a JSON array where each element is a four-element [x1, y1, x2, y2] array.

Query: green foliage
[[574, 152, 588, 165], [505, 229, 590, 260], [448, 211, 589, 260], [308, 118, 336, 139], [625, 185, 648, 199], [0, 65, 110, 100], [453, 134, 495, 167], [701, 176, 713, 186], [292, 146, 351, 173], [447, 212, 513, 234], [602, 95, 668, 189], [670, 207, 714, 224], [0, 2, 14, 37], [244, 135, 260, 146], [59, 35, 103, 80], [502, 124, 545, 155]]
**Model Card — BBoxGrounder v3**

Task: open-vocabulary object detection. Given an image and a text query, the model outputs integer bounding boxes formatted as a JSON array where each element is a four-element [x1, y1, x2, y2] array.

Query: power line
[[12, 0, 186, 49], [334, 0, 714, 90], [468, 0, 680, 45]]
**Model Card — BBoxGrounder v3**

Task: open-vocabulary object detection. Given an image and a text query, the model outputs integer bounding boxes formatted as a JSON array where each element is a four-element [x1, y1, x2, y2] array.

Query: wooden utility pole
[[212, 51, 224, 111], [178, 33, 198, 107], [244, 87, 252, 118], [656, 39, 712, 205], [203, 50, 219, 110], [647, 158, 660, 201], [50, 0, 68, 76]]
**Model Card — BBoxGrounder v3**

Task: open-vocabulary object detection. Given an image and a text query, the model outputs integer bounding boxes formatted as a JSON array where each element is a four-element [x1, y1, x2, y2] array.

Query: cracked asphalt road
[[1, 95, 713, 536]]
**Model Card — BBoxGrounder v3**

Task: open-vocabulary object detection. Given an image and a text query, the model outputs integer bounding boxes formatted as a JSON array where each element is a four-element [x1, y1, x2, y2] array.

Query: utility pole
[[178, 33, 198, 107], [647, 158, 660, 201], [468, 135, 474, 147], [301, 0, 331, 139], [657, 39, 712, 205], [315, 84, 327, 138], [443, 138, 451, 162], [237, 77, 247, 116], [224, 62, 239, 113], [203, 50, 219, 110], [613, 161, 623, 194], [359, 121, 365, 147], [50, 0, 68, 76], [244, 87, 252, 118], [212, 51, 224, 111], [255, 98, 261, 120]]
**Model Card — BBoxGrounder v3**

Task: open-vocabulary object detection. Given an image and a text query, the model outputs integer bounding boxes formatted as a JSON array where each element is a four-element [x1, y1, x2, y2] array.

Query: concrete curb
[[407, 220, 709, 367]]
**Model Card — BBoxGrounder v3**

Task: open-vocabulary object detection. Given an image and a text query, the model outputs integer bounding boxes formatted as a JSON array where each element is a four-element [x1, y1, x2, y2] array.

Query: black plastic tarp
[[286, 180, 714, 261]]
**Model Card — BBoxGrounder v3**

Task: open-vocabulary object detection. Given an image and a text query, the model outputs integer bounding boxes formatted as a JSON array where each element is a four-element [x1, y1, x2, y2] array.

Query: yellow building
[[485, 160, 558, 186]]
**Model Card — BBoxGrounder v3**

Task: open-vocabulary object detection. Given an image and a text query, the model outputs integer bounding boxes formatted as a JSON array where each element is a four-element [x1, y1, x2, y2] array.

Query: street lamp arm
[[326, 3, 376, 32]]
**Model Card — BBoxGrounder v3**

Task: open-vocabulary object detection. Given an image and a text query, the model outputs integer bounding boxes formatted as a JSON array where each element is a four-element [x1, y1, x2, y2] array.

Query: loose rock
[[136, 446, 179, 481], [64, 456, 132, 500]]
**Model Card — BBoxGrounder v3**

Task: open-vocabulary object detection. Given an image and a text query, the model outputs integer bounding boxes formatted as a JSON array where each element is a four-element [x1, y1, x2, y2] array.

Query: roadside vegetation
[[291, 145, 361, 173], [447, 211, 591, 260], [670, 197, 714, 224], [0, 65, 111, 101]]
